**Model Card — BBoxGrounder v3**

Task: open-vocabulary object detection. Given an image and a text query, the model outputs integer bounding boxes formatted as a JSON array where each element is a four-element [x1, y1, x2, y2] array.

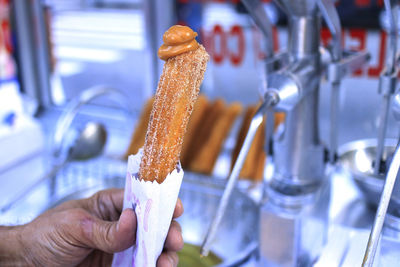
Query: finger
[[157, 251, 179, 267], [83, 188, 125, 220], [81, 208, 136, 253], [164, 221, 183, 252], [173, 198, 183, 219]]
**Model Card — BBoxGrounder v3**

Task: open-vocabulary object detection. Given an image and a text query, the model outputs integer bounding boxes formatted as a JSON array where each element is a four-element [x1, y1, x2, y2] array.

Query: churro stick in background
[[139, 25, 209, 183], [231, 105, 261, 180], [124, 97, 154, 159], [231, 105, 257, 173], [190, 102, 242, 175], [231, 105, 285, 181], [181, 94, 208, 167], [249, 119, 266, 181], [182, 98, 225, 169]]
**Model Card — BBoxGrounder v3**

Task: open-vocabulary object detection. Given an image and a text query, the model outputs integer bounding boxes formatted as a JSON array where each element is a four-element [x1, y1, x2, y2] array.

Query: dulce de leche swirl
[[158, 25, 199, 61]]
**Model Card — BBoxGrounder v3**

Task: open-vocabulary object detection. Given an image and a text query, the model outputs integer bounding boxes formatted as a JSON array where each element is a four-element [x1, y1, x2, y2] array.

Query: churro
[[181, 94, 209, 167], [139, 25, 209, 183], [190, 102, 242, 175], [124, 97, 154, 159], [182, 98, 225, 169], [231, 106, 285, 181], [231, 105, 262, 180]]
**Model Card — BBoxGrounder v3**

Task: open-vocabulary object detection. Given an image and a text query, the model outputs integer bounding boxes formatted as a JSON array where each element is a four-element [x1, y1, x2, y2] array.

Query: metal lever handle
[[241, 0, 274, 57], [200, 92, 278, 256], [317, 0, 342, 62], [363, 140, 400, 266], [338, 51, 370, 75]]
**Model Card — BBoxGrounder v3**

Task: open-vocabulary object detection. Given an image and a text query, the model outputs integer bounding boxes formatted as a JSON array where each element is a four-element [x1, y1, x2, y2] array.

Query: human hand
[[15, 188, 183, 267]]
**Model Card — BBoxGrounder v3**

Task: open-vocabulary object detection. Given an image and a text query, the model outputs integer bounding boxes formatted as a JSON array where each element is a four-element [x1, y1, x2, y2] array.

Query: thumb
[[83, 208, 137, 253]]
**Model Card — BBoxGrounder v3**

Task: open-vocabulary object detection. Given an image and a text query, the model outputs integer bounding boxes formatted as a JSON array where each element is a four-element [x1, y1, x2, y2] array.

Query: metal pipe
[[317, 0, 343, 164], [201, 93, 278, 256], [374, 95, 392, 174], [374, 0, 398, 175], [13, 0, 52, 107], [288, 16, 319, 59], [383, 0, 398, 74], [329, 82, 340, 163]]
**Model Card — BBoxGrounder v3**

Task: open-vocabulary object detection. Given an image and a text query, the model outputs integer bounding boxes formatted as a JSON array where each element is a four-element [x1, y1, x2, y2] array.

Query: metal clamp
[[378, 68, 398, 96]]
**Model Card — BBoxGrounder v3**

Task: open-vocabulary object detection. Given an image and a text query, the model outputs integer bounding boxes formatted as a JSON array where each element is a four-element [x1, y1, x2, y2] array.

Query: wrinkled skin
[[13, 188, 183, 267]]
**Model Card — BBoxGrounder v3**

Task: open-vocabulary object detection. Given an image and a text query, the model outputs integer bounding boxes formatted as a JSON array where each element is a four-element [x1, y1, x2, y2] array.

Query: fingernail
[[117, 210, 126, 231]]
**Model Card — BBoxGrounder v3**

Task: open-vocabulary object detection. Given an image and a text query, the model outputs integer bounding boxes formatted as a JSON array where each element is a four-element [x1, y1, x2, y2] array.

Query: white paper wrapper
[[112, 150, 184, 267]]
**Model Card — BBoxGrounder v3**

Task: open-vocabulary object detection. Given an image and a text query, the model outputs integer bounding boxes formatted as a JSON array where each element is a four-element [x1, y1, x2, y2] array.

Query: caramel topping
[[158, 25, 199, 61]]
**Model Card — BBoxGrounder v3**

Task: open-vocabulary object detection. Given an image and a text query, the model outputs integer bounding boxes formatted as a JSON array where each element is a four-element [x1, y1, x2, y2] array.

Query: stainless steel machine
[[201, 0, 400, 266]]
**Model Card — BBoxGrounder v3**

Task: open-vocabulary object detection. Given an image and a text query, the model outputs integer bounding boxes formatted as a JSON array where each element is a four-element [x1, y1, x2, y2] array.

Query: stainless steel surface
[[393, 92, 400, 121], [363, 142, 400, 266], [68, 122, 107, 160], [338, 139, 399, 207], [317, 0, 342, 164], [374, 0, 399, 176], [241, 0, 274, 57], [0, 122, 107, 213], [275, 0, 318, 16], [201, 95, 277, 256], [365, 5, 400, 257], [260, 178, 330, 266], [265, 0, 326, 190], [383, 0, 398, 74], [259, 1, 329, 264], [375, 94, 393, 175], [317, 0, 342, 62]]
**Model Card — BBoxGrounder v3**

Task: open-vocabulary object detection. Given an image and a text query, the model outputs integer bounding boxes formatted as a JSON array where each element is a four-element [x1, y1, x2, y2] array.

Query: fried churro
[[182, 98, 225, 169], [231, 105, 285, 181], [138, 25, 209, 183], [124, 97, 154, 159], [190, 102, 242, 175], [181, 94, 209, 167]]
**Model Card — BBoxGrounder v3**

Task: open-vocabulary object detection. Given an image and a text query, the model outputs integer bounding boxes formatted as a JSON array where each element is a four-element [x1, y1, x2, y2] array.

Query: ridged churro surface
[[139, 43, 209, 183], [231, 106, 286, 181], [181, 94, 209, 168], [183, 99, 224, 169], [190, 102, 242, 175]]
